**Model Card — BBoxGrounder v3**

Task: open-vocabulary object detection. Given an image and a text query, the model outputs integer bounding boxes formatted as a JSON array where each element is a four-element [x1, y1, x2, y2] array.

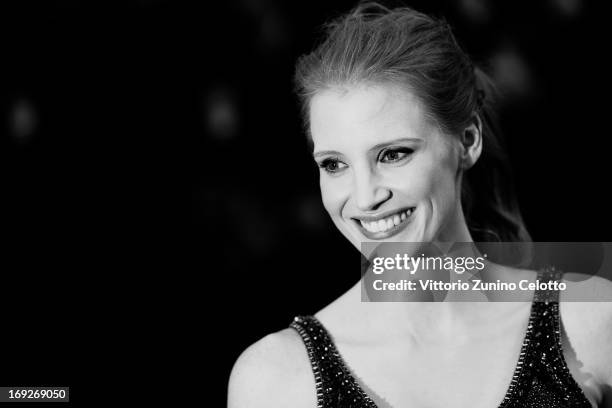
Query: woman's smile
[[351, 206, 416, 239]]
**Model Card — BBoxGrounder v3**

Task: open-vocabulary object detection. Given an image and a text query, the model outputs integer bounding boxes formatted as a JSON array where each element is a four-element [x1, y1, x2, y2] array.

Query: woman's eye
[[380, 148, 413, 163], [319, 158, 347, 174]]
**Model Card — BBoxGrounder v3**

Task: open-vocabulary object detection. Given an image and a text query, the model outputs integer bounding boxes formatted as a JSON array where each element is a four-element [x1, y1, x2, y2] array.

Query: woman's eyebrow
[[368, 137, 422, 152], [313, 138, 422, 159], [312, 150, 341, 159]]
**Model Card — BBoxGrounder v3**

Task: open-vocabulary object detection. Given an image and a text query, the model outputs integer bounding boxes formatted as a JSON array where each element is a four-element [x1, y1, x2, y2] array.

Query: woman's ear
[[459, 114, 483, 169]]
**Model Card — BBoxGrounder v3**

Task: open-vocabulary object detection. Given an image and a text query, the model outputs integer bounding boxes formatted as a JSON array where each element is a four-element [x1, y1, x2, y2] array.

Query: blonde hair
[[295, 2, 531, 243]]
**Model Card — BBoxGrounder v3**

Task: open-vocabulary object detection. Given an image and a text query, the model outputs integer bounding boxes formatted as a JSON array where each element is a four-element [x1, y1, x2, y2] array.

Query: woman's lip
[[352, 206, 415, 222], [352, 207, 416, 240]]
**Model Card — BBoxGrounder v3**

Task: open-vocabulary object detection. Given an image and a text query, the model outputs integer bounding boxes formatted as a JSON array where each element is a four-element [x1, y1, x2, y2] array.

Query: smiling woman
[[227, 3, 612, 408], [310, 85, 469, 246]]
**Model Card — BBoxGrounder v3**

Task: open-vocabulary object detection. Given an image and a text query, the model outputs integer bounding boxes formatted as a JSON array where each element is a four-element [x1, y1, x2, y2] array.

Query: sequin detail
[[290, 266, 592, 407]]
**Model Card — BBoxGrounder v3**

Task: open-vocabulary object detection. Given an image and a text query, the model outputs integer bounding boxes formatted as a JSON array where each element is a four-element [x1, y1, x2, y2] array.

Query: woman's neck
[[343, 275, 524, 347], [349, 206, 516, 344], [435, 201, 474, 243]]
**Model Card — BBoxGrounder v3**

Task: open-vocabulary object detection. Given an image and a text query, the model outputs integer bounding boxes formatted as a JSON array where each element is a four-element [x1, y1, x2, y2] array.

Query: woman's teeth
[[359, 208, 414, 233]]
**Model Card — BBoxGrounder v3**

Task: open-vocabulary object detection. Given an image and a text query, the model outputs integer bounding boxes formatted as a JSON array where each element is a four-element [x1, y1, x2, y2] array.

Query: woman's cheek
[[393, 166, 431, 198], [320, 178, 344, 218], [320, 178, 359, 246]]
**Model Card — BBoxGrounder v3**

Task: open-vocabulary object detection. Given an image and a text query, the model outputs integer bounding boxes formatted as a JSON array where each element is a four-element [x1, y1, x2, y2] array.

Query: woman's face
[[310, 83, 468, 252]]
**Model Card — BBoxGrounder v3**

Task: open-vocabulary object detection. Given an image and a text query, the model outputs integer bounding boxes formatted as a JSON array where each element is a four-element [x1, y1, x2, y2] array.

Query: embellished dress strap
[[290, 315, 377, 408], [500, 265, 592, 408]]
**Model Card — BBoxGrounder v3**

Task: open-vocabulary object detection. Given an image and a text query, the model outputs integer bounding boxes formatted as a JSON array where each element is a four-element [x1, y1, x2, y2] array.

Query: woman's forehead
[[309, 84, 435, 152]]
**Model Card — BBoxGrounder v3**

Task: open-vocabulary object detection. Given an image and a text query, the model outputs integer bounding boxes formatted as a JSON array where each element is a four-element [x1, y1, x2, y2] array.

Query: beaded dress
[[290, 266, 592, 407]]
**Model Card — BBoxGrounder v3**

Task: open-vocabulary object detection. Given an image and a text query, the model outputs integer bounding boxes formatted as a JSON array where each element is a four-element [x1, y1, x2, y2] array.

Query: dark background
[[2, 0, 609, 405]]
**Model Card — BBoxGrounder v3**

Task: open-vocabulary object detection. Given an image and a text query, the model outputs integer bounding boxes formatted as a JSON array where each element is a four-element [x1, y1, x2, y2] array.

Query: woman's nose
[[353, 169, 391, 212]]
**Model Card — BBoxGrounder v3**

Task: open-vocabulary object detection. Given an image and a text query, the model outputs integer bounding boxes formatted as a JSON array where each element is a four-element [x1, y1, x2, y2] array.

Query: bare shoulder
[[561, 272, 612, 302], [559, 273, 612, 388], [227, 327, 317, 408]]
